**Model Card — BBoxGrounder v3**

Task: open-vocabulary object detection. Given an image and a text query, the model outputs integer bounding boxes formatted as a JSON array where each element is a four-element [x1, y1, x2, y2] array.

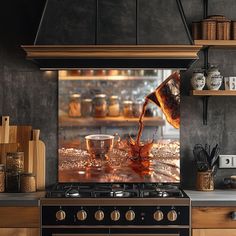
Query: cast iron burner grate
[[46, 183, 184, 198]]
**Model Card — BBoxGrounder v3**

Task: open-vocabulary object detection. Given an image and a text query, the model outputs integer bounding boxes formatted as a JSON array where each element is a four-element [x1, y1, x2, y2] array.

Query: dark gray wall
[[1, 0, 236, 188]]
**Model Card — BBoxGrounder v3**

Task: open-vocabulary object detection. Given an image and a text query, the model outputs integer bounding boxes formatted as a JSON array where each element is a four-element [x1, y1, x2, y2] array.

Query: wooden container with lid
[[202, 19, 216, 40], [217, 20, 231, 40]]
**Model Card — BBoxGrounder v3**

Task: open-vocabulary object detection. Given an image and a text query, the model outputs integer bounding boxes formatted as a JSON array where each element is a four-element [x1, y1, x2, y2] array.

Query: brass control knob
[[167, 210, 178, 222], [153, 210, 164, 221], [110, 210, 120, 221], [125, 210, 135, 221], [56, 210, 66, 221], [95, 210, 105, 221], [77, 210, 87, 221]]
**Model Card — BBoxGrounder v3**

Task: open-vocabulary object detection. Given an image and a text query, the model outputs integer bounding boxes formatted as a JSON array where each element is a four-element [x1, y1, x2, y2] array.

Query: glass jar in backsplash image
[[81, 98, 93, 117], [68, 93, 81, 117], [123, 100, 133, 118], [93, 94, 107, 117], [108, 95, 120, 117]]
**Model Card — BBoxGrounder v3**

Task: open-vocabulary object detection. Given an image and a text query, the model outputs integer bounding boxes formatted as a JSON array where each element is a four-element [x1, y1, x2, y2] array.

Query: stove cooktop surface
[[46, 183, 186, 198]]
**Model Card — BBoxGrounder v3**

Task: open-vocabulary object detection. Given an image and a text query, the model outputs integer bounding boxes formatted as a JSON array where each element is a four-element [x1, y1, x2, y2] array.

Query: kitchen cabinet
[[138, 0, 190, 44], [192, 207, 236, 236], [0, 228, 39, 236], [0, 207, 40, 236], [97, 0, 136, 44]]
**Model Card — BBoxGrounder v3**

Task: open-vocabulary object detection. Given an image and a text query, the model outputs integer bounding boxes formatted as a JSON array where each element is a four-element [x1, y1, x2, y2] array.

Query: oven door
[[42, 227, 189, 236]]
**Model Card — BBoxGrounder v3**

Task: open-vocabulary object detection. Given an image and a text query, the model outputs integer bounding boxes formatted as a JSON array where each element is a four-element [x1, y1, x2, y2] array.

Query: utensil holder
[[196, 171, 214, 191]]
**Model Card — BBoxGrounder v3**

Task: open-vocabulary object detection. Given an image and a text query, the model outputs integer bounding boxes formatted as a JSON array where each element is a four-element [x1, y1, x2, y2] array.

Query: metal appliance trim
[[41, 198, 190, 206], [43, 225, 189, 229]]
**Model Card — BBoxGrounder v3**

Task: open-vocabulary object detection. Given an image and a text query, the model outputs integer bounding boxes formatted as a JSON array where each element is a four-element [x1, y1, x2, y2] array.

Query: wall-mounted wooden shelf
[[190, 90, 236, 125], [59, 116, 165, 127], [195, 40, 236, 48], [59, 76, 159, 81], [191, 90, 236, 96]]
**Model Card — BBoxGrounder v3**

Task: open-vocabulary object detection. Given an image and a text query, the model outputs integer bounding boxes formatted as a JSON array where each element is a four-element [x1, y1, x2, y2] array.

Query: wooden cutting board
[[0, 116, 32, 171], [0, 116, 10, 143], [29, 129, 46, 190]]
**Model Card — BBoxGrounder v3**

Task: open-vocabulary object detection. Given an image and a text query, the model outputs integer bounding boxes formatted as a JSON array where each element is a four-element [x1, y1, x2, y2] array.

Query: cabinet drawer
[[193, 229, 236, 236], [192, 207, 236, 228], [0, 228, 39, 236], [0, 207, 40, 228]]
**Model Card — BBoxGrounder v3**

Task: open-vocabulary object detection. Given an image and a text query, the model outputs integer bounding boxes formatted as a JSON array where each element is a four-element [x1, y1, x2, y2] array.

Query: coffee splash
[[129, 71, 180, 160]]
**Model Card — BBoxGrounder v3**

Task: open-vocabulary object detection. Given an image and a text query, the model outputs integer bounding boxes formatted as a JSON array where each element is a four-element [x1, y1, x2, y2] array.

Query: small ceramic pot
[[206, 74, 223, 90], [191, 72, 206, 90]]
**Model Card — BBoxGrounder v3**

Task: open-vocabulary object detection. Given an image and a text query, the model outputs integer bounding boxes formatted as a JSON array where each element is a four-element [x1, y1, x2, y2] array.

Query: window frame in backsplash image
[[58, 69, 180, 183]]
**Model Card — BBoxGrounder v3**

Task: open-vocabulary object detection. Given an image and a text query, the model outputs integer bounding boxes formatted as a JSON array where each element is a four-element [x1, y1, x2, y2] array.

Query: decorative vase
[[191, 71, 206, 90], [206, 65, 223, 90]]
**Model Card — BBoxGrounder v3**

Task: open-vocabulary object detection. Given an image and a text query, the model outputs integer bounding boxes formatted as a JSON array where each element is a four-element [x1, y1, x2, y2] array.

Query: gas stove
[[46, 183, 186, 198], [42, 183, 190, 236]]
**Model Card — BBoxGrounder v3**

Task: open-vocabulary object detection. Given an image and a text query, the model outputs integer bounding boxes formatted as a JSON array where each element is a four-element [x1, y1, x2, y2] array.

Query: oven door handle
[[52, 234, 180, 236], [111, 235, 179, 236]]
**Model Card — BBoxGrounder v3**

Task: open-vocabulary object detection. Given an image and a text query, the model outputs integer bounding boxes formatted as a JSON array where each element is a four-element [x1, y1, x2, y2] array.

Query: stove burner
[[46, 183, 185, 198], [65, 189, 80, 197]]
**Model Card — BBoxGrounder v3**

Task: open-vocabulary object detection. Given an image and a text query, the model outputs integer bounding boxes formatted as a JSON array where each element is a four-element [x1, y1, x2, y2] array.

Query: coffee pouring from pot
[[146, 71, 180, 129]]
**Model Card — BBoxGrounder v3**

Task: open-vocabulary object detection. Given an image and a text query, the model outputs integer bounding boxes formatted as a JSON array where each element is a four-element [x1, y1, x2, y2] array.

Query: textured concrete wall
[[1, 0, 236, 188]]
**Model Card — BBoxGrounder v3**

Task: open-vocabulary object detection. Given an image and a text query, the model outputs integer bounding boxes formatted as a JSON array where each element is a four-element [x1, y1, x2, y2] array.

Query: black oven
[[41, 198, 190, 236]]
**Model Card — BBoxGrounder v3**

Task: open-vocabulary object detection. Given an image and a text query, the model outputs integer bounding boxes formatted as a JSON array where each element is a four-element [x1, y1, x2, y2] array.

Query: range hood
[[22, 0, 202, 70]]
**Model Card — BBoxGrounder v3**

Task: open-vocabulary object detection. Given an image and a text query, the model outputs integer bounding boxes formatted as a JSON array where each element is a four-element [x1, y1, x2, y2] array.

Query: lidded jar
[[108, 95, 120, 117], [6, 152, 24, 173], [206, 65, 223, 90], [93, 94, 107, 117], [81, 98, 92, 117], [191, 69, 206, 90], [133, 100, 143, 117], [68, 93, 81, 117], [123, 100, 133, 118], [20, 173, 36, 193]]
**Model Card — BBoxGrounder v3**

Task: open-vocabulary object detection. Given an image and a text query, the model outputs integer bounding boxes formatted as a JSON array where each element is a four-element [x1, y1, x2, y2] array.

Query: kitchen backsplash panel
[[1, 0, 236, 188]]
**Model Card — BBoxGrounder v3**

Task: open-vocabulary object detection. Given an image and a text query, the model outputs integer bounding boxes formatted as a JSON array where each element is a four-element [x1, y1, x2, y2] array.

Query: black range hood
[[22, 0, 202, 70]]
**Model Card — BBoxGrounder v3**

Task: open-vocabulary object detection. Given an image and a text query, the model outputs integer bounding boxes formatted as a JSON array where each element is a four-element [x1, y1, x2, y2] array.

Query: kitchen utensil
[[210, 144, 220, 167], [85, 134, 114, 160], [29, 129, 46, 190], [193, 144, 209, 172], [0, 116, 10, 143]]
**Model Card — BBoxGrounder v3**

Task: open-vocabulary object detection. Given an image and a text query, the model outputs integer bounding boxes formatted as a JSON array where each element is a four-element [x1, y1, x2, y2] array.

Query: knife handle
[[231, 212, 236, 220]]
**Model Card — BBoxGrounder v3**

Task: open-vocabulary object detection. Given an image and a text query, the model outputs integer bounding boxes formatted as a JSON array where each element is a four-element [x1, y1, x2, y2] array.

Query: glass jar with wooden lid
[[6, 152, 24, 173], [68, 93, 81, 117], [93, 94, 107, 118], [20, 173, 36, 193]]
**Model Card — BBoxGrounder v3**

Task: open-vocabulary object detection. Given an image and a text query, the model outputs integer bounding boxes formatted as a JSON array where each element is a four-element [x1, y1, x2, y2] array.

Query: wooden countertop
[[0, 191, 45, 206]]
